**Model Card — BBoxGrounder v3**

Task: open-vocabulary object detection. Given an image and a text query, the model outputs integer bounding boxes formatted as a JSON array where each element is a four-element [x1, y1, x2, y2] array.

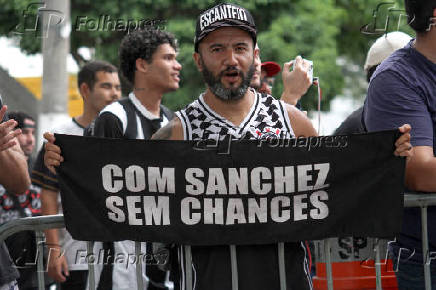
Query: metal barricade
[[0, 215, 152, 290], [321, 192, 436, 290], [1, 192, 435, 290], [0, 214, 65, 290]]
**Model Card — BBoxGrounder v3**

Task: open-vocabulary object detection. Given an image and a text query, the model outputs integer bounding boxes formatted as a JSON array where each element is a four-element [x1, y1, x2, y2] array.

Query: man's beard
[[201, 58, 255, 101]]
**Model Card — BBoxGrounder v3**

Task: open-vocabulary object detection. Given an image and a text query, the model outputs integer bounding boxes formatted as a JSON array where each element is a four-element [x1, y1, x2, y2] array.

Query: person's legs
[[60, 270, 88, 290]]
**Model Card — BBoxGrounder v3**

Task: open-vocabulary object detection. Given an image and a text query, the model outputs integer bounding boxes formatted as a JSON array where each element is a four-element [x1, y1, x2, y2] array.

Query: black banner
[[56, 130, 405, 245]]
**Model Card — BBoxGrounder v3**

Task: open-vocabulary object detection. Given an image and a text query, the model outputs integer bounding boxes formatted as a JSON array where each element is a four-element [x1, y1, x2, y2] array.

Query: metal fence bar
[[324, 238, 334, 290], [374, 239, 382, 290], [0, 215, 65, 242], [421, 206, 432, 290], [135, 242, 144, 290], [35, 230, 45, 290], [404, 193, 436, 208], [278, 242, 287, 290], [3, 192, 436, 290], [404, 193, 435, 290], [87, 241, 96, 290], [184, 245, 193, 290], [230, 245, 239, 290]]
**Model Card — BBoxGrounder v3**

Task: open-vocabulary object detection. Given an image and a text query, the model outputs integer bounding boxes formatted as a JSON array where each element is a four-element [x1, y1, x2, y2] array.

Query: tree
[[1, 0, 411, 111], [335, 0, 414, 64]]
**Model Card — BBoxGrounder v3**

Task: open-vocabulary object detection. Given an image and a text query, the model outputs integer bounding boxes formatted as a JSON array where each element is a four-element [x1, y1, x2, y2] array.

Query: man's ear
[[254, 45, 259, 59], [136, 58, 149, 74], [193, 52, 203, 72], [79, 82, 91, 100]]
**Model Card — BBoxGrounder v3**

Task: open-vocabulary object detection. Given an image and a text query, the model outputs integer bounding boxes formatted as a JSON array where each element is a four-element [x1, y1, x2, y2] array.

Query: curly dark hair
[[119, 29, 178, 84], [405, 0, 436, 33]]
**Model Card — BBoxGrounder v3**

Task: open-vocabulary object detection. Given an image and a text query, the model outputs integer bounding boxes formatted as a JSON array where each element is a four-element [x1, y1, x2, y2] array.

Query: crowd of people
[[0, 0, 434, 289]]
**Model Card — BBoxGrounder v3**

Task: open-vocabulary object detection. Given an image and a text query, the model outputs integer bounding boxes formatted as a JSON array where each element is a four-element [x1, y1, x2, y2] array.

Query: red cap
[[261, 61, 281, 77]]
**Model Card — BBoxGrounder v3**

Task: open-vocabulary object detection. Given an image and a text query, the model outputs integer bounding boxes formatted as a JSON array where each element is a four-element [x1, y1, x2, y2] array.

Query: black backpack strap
[[118, 98, 138, 139], [83, 119, 96, 136], [135, 104, 174, 139], [160, 105, 174, 121]]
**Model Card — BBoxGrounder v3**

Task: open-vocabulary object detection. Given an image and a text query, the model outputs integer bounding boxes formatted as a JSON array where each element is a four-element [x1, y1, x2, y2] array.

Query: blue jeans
[[395, 260, 436, 290]]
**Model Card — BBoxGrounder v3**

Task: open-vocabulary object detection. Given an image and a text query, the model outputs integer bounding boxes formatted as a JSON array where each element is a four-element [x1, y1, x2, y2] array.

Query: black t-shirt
[[334, 106, 365, 135]]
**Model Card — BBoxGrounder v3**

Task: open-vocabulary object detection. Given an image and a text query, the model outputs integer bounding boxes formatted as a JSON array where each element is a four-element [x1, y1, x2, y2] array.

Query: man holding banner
[[44, 3, 413, 290], [363, 1, 436, 287], [86, 28, 180, 290], [34, 61, 121, 289]]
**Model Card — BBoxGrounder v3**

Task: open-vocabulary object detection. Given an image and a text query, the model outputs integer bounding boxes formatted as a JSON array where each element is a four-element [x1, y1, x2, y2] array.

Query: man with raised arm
[[0, 105, 30, 290], [33, 61, 121, 289]]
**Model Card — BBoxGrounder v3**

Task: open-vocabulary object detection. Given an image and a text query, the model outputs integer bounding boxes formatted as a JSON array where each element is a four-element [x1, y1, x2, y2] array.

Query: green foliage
[[0, 0, 416, 111], [335, 0, 414, 64]]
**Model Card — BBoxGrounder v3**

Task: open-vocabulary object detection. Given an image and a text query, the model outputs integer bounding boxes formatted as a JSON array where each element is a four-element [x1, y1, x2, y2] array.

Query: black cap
[[194, 3, 256, 52]]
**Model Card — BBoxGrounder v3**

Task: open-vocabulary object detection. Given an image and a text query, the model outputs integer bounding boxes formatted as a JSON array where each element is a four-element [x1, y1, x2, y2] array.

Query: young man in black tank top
[[45, 29, 181, 290], [88, 29, 181, 290]]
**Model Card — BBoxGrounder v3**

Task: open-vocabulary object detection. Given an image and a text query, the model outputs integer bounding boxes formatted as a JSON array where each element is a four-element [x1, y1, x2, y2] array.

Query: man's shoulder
[[176, 98, 199, 113], [92, 101, 127, 138], [100, 99, 127, 119], [174, 98, 201, 123], [371, 45, 417, 83], [51, 118, 84, 135], [96, 100, 129, 128]]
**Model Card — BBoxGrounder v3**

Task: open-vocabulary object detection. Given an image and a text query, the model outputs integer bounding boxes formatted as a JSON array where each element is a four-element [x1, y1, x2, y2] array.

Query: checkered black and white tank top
[[175, 90, 295, 141], [172, 90, 313, 290]]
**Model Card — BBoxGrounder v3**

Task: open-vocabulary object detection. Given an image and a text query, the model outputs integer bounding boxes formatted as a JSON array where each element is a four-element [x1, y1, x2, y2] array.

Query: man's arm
[[365, 71, 428, 190], [32, 145, 69, 282], [0, 105, 30, 194], [284, 103, 318, 137], [41, 188, 69, 282], [404, 146, 436, 191]]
